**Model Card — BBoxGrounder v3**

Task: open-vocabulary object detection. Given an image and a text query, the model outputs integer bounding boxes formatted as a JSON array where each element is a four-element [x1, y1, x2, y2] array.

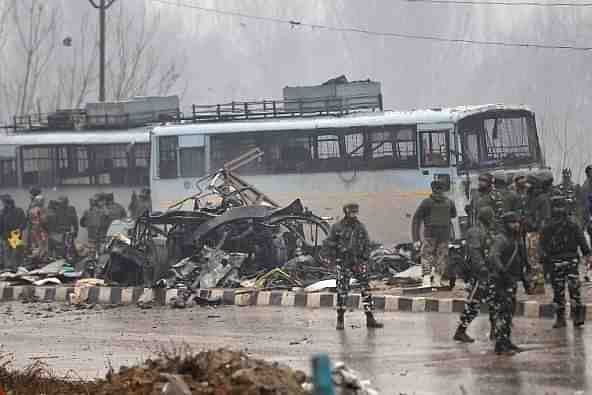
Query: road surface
[[0, 302, 588, 394]]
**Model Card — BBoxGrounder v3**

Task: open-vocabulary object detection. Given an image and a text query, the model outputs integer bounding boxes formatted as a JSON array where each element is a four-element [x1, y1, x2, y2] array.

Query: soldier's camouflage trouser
[[551, 259, 582, 317], [490, 279, 517, 346], [421, 238, 448, 277], [458, 279, 495, 330], [526, 232, 545, 287], [336, 261, 374, 313]]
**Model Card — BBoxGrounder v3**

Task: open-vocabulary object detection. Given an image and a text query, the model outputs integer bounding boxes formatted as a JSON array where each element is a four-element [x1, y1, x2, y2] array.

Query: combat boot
[[507, 341, 522, 352], [553, 313, 566, 329], [336, 309, 345, 330], [495, 341, 516, 356], [573, 305, 585, 327], [453, 326, 475, 343], [365, 312, 384, 328]]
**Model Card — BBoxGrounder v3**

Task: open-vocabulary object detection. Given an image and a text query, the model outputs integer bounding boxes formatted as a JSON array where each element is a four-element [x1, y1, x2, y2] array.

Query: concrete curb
[[1, 284, 589, 320]]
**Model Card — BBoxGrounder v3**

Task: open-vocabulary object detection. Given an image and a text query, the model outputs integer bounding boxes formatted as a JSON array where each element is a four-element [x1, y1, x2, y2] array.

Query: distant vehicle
[[150, 104, 545, 244]]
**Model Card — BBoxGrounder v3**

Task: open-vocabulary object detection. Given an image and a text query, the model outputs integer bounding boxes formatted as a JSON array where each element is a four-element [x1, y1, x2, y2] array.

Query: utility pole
[[88, 0, 117, 102]]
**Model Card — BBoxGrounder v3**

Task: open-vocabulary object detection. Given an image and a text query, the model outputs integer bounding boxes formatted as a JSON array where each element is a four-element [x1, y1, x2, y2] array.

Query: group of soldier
[[324, 167, 592, 356], [0, 187, 152, 270]]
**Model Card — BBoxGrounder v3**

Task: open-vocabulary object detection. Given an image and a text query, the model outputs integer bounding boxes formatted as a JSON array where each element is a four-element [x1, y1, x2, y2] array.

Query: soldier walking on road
[[524, 173, 551, 293], [541, 196, 591, 328], [453, 206, 497, 343], [413, 179, 457, 287], [553, 169, 583, 227], [323, 203, 383, 330], [488, 212, 525, 355], [81, 197, 105, 249], [468, 173, 503, 226]]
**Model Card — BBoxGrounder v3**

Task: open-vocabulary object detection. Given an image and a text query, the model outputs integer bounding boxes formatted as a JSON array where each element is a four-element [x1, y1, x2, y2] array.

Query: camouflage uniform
[[488, 212, 525, 354], [323, 203, 382, 329], [468, 173, 504, 226], [524, 173, 552, 292], [413, 180, 457, 286], [553, 169, 583, 228], [454, 206, 497, 343], [48, 197, 78, 258], [541, 196, 591, 327]]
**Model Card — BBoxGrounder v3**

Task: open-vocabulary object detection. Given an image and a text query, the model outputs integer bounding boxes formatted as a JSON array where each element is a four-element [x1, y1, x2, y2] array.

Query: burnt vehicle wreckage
[[99, 148, 336, 288]]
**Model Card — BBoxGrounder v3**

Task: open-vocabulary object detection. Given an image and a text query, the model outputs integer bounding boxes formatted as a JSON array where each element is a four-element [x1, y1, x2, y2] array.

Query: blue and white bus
[[150, 104, 544, 244]]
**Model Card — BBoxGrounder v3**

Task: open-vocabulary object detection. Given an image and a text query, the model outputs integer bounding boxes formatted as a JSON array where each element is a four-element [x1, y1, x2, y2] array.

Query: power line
[[406, 0, 592, 6], [150, 0, 592, 51]]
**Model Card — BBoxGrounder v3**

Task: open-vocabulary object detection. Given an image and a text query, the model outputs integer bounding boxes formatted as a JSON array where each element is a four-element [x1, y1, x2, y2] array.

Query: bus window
[[420, 130, 449, 167], [344, 132, 364, 157], [275, 135, 314, 173], [23, 147, 56, 186], [179, 147, 205, 177], [0, 159, 17, 187], [158, 136, 178, 179], [458, 111, 539, 171], [316, 134, 340, 160], [210, 134, 263, 174], [367, 126, 418, 169]]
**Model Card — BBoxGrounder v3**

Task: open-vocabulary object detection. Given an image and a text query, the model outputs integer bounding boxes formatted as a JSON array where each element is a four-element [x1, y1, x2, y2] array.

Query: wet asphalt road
[[0, 302, 589, 395]]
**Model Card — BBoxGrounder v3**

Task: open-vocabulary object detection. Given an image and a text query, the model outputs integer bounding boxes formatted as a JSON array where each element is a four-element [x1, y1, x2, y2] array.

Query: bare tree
[[54, 12, 98, 109], [106, 2, 184, 100], [6, 0, 59, 116]]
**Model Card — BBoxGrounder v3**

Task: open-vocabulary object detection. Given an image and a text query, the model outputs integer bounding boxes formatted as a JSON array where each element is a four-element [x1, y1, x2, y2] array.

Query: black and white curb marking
[[0, 284, 587, 320]]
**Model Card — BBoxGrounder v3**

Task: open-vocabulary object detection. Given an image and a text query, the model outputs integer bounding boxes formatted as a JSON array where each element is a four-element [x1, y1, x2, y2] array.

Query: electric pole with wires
[[88, 0, 117, 102]]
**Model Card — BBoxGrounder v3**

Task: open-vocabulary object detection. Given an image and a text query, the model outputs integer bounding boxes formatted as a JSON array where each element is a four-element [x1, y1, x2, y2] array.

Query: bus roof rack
[[183, 94, 383, 123]]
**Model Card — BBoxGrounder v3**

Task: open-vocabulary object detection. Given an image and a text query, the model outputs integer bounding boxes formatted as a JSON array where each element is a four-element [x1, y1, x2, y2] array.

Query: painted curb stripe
[[0, 284, 587, 320]]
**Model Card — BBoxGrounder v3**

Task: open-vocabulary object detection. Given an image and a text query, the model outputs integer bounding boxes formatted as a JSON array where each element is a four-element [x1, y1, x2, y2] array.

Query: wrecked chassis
[[120, 149, 332, 286], [129, 198, 331, 279]]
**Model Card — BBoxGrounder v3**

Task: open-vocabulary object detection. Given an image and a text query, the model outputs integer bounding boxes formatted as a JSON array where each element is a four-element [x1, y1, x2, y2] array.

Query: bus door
[[417, 123, 454, 187]]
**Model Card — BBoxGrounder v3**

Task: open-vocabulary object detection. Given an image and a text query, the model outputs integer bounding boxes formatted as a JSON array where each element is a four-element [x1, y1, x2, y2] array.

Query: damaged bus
[[150, 104, 544, 244]]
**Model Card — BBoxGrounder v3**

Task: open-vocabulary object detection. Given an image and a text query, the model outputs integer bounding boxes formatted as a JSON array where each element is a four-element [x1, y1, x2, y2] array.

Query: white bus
[[150, 104, 544, 244], [0, 128, 150, 218]]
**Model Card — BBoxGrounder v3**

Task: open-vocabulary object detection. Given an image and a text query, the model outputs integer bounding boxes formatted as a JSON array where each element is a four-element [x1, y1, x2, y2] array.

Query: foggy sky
[[1, 0, 591, 178]]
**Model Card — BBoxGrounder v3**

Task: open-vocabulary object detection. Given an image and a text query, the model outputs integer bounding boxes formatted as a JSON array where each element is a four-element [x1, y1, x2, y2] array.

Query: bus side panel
[[151, 169, 454, 244]]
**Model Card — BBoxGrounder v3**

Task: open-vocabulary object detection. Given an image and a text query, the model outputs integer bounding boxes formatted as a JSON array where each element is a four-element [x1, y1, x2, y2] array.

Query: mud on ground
[[0, 348, 308, 395]]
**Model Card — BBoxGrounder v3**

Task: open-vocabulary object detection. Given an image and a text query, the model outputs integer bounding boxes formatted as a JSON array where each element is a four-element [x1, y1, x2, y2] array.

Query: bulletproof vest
[[55, 206, 71, 232], [480, 225, 495, 258], [335, 220, 367, 258], [86, 208, 103, 229], [490, 190, 505, 220], [430, 196, 451, 227], [547, 219, 570, 255]]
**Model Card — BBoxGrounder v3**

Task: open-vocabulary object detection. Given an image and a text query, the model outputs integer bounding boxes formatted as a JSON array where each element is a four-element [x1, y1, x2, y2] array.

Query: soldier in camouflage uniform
[[323, 203, 383, 330], [413, 179, 457, 287], [453, 206, 496, 343], [488, 211, 525, 355], [468, 173, 505, 226], [553, 169, 583, 227], [524, 173, 551, 293], [493, 173, 520, 216], [541, 196, 591, 328]]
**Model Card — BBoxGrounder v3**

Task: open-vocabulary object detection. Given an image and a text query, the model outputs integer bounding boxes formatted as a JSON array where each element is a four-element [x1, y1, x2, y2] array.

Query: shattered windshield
[[458, 110, 540, 171]]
